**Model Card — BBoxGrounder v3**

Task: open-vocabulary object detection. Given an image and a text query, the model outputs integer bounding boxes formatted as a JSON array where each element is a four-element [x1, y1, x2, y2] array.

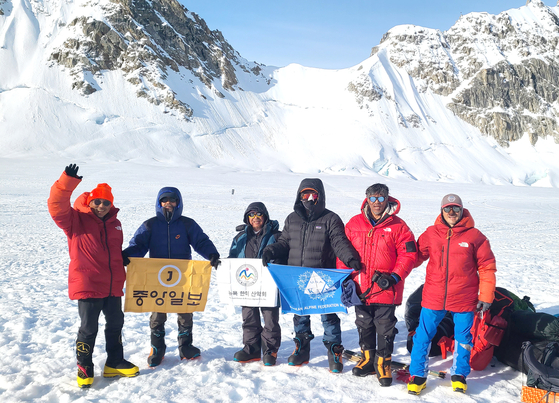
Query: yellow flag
[[124, 258, 212, 313]]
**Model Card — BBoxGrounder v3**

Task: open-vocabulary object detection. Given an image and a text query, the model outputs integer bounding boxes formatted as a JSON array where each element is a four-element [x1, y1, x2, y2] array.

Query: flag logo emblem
[[236, 264, 258, 286], [298, 271, 336, 301]]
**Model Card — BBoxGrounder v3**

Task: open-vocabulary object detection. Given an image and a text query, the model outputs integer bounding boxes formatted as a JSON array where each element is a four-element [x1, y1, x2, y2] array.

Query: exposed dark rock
[[368, 2, 559, 145], [49, 0, 268, 118]]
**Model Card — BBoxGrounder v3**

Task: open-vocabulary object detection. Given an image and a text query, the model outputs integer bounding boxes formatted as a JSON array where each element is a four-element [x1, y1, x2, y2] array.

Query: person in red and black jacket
[[338, 183, 417, 387], [48, 164, 138, 389], [407, 194, 496, 396]]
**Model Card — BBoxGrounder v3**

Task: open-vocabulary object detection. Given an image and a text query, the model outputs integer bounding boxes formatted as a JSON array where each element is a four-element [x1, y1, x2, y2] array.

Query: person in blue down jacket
[[228, 202, 282, 366], [123, 187, 220, 367]]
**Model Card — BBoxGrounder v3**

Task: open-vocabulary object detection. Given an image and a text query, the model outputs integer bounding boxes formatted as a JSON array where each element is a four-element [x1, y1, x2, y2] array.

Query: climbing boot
[[451, 375, 467, 393], [376, 355, 392, 387], [77, 364, 94, 388], [148, 329, 166, 367], [103, 359, 139, 378], [288, 333, 314, 366], [408, 376, 427, 395], [352, 349, 376, 377], [178, 329, 201, 360], [324, 342, 344, 373], [233, 342, 261, 363], [263, 351, 278, 366]]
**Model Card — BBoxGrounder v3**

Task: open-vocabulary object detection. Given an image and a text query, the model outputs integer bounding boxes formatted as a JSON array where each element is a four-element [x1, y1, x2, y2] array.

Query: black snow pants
[[77, 296, 124, 367], [241, 306, 281, 354], [355, 305, 398, 358]]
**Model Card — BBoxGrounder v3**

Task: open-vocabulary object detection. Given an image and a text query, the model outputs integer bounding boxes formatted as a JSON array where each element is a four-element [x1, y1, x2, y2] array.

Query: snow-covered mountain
[[1, 0, 558, 186]]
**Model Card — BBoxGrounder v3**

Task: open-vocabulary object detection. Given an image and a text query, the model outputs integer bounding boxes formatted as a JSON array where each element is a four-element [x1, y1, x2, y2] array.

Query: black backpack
[[523, 341, 559, 393]]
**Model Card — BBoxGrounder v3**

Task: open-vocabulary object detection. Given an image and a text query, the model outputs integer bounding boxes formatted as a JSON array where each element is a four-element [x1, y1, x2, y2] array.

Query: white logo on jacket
[[115, 226, 122, 231], [459, 242, 469, 247], [384, 228, 392, 232]]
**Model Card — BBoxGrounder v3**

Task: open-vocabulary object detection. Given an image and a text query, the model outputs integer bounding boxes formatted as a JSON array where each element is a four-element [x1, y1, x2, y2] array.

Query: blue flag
[[267, 263, 352, 315]]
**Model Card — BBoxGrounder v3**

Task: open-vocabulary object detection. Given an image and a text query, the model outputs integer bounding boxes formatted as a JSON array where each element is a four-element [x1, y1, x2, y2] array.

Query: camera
[[377, 276, 391, 290], [372, 271, 391, 290]]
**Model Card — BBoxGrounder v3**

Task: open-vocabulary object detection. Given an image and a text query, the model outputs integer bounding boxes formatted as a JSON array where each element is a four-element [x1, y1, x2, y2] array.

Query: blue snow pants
[[409, 307, 474, 378], [293, 314, 341, 344]]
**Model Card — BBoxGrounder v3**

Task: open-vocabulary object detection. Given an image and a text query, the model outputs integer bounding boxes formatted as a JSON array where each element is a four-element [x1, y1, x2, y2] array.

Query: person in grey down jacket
[[262, 178, 361, 373], [228, 202, 282, 366], [123, 187, 220, 367]]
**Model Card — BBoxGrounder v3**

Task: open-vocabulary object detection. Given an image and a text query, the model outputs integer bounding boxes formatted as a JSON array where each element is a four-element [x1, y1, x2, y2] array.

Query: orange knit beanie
[[86, 183, 114, 204]]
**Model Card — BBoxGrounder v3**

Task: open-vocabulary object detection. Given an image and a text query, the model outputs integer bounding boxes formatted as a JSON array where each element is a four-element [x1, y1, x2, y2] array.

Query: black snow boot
[[178, 329, 201, 360], [288, 333, 314, 366], [233, 342, 261, 363], [147, 329, 166, 367], [352, 349, 376, 377], [263, 350, 278, 366], [324, 341, 344, 373]]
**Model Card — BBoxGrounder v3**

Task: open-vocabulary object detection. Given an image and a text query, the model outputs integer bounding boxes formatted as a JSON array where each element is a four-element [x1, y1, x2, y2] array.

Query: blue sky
[[180, 0, 556, 69]]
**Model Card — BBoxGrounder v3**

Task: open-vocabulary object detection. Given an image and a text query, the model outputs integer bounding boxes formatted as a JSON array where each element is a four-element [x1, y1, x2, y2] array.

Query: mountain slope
[[0, 0, 558, 186]]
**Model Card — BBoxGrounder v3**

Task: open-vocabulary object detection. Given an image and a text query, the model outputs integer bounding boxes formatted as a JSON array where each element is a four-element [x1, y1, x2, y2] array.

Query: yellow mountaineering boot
[[77, 364, 94, 388], [103, 359, 140, 378], [351, 349, 376, 377], [407, 376, 427, 395], [451, 375, 467, 393], [376, 355, 392, 387]]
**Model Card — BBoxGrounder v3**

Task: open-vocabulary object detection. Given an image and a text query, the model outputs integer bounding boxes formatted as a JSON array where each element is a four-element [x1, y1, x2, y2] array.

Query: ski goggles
[[160, 197, 178, 204], [92, 199, 111, 207], [443, 206, 462, 213], [300, 189, 319, 201], [368, 196, 386, 203], [248, 212, 264, 218]]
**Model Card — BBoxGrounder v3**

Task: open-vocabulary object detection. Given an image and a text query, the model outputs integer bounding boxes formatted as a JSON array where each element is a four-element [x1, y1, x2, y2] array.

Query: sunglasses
[[368, 196, 386, 203], [92, 199, 111, 207], [443, 206, 462, 213], [300, 192, 318, 201], [248, 212, 264, 218], [160, 197, 177, 204]]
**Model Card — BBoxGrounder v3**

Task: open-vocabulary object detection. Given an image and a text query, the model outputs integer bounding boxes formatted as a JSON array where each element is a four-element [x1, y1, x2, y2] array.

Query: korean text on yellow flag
[[124, 258, 212, 313]]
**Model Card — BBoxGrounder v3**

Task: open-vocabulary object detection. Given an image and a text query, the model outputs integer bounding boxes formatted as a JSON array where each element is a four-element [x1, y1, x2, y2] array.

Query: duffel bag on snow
[[523, 341, 559, 393]]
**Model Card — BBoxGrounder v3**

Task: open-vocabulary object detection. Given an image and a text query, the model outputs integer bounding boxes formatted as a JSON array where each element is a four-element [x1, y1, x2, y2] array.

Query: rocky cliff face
[[358, 0, 559, 146], [48, 0, 268, 118]]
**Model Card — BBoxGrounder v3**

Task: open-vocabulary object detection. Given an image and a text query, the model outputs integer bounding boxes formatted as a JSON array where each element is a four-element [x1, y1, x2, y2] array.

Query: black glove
[[477, 301, 491, 313], [262, 249, 274, 267], [122, 251, 130, 266], [64, 164, 82, 179], [209, 253, 221, 269], [347, 259, 362, 272], [376, 273, 400, 290]]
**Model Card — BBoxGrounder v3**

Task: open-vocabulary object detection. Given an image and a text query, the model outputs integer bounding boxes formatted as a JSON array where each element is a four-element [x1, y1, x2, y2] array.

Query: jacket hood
[[156, 187, 183, 223], [294, 178, 326, 221], [74, 191, 119, 220], [243, 202, 270, 225]]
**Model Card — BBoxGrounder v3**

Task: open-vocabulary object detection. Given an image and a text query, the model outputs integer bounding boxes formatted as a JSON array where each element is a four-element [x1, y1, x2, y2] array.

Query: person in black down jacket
[[262, 178, 361, 373], [228, 202, 282, 366]]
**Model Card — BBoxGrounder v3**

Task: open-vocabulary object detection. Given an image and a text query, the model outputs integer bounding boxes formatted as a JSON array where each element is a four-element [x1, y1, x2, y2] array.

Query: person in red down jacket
[[407, 194, 496, 396], [338, 183, 417, 387], [48, 164, 139, 389]]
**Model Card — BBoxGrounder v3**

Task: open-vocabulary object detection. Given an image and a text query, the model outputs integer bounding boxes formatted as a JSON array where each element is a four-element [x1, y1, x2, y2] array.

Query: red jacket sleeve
[[391, 222, 417, 281], [48, 172, 82, 236], [476, 236, 497, 304]]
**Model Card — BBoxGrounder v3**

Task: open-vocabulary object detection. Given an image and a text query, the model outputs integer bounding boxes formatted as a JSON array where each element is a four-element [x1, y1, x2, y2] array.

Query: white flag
[[217, 258, 279, 308]]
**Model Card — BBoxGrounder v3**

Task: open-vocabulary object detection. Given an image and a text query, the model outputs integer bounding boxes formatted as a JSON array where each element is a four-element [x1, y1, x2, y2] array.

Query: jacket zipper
[[167, 222, 171, 258], [301, 221, 309, 266], [103, 220, 113, 297], [442, 238, 451, 310]]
